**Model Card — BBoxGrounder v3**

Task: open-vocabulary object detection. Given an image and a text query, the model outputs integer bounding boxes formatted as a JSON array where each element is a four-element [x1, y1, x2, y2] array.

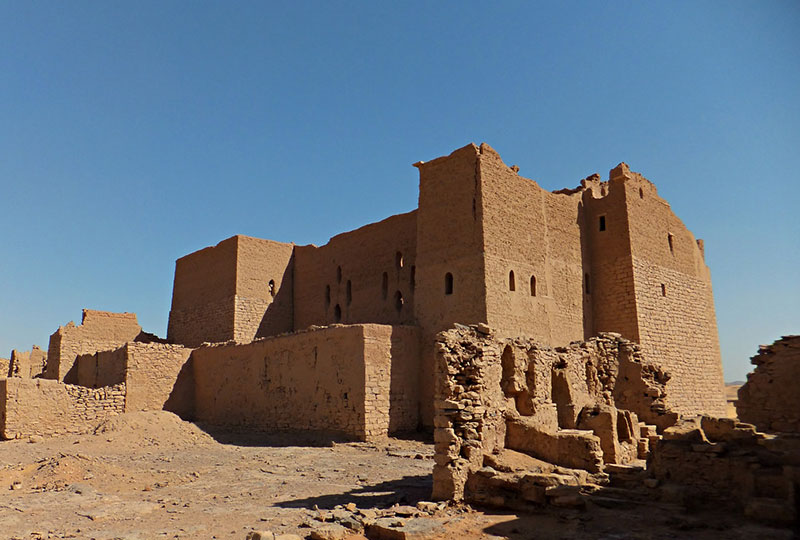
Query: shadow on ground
[[277, 473, 433, 510]]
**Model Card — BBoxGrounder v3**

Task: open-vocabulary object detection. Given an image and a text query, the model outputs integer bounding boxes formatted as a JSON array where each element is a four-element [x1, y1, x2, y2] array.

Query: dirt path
[[0, 412, 793, 540]]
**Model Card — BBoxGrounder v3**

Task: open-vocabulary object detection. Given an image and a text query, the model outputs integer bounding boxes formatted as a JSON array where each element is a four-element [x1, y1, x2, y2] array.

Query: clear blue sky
[[1, 2, 797, 382]]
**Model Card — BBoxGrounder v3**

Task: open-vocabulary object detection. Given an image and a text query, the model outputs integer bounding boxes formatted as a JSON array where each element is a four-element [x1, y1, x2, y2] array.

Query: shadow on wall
[[163, 355, 195, 420], [388, 326, 423, 435], [577, 200, 593, 341], [277, 473, 432, 510], [255, 259, 294, 339]]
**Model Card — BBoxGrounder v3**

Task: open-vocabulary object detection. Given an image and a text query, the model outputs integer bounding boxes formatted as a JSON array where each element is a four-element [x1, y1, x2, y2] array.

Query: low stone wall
[[0, 378, 125, 439], [193, 324, 420, 441], [649, 416, 799, 525], [737, 336, 800, 433]]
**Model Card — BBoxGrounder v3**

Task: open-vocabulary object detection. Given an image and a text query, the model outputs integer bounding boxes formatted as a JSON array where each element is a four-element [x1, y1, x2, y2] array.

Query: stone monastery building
[[0, 143, 727, 440]]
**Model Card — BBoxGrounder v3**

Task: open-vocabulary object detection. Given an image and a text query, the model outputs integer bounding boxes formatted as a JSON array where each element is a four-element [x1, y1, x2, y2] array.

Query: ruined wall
[[432, 325, 675, 502], [478, 144, 589, 345], [8, 346, 48, 378], [0, 378, 125, 439], [193, 324, 420, 440], [293, 212, 417, 331], [44, 310, 143, 383], [737, 336, 800, 433], [0, 357, 9, 378]]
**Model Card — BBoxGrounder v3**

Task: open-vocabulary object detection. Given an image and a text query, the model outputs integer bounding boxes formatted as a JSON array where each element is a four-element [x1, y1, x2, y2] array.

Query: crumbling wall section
[[7, 347, 47, 378], [433, 325, 676, 502], [737, 336, 800, 433], [44, 310, 143, 383], [0, 378, 125, 439]]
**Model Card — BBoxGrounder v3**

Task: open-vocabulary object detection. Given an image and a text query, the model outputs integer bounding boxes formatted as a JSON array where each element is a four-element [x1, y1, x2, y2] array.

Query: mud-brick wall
[[362, 325, 421, 438], [193, 324, 419, 441], [124, 343, 193, 417], [45, 310, 142, 383], [737, 336, 800, 433], [8, 346, 48, 378], [0, 378, 125, 439]]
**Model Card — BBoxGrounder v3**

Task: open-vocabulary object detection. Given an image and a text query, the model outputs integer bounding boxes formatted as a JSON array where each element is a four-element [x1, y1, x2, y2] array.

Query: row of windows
[[507, 271, 538, 296], [597, 216, 677, 256]]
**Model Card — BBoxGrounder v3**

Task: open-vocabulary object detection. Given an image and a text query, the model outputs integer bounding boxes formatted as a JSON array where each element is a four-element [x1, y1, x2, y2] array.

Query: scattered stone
[[246, 532, 274, 540]]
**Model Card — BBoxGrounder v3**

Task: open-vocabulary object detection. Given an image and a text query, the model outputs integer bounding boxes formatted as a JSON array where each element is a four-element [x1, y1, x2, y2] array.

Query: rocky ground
[[0, 412, 793, 540]]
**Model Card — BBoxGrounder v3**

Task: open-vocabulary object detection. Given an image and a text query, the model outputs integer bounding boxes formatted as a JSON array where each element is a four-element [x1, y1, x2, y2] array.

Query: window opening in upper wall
[[668, 233, 674, 254], [396, 251, 404, 269], [584, 273, 591, 295], [394, 291, 404, 312], [530, 275, 536, 297], [382, 272, 388, 300], [336, 266, 342, 283], [334, 304, 342, 322], [445, 272, 454, 295], [325, 285, 331, 308], [509, 271, 516, 291], [346, 280, 352, 305], [661, 283, 667, 297], [639, 187, 644, 199], [268, 279, 276, 297], [599, 215, 606, 232], [410, 266, 416, 291]]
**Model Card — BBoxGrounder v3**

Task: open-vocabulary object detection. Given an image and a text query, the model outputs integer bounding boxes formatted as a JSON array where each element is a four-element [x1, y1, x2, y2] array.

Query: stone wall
[[193, 324, 420, 440], [649, 416, 799, 524], [0, 378, 125, 439], [44, 310, 143, 383], [77, 342, 194, 418], [8, 346, 48, 378], [737, 336, 800, 433], [0, 357, 9, 378], [432, 325, 675, 502]]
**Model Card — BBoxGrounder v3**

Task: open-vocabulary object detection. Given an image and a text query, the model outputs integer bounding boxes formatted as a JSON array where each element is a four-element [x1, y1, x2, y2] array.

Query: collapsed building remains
[[737, 335, 800, 434], [2, 143, 727, 442]]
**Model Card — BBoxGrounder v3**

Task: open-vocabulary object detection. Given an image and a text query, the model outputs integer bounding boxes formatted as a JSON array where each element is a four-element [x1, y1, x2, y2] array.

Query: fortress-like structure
[[1, 143, 726, 440]]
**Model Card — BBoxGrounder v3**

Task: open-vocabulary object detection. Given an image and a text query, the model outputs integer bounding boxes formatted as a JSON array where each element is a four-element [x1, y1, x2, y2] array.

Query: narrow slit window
[[336, 265, 342, 283], [639, 187, 644, 199], [668, 233, 674, 254], [334, 304, 342, 322], [346, 280, 352, 305], [509, 271, 516, 291], [268, 279, 276, 297], [410, 265, 416, 291], [382, 272, 388, 299], [445, 272, 454, 295], [584, 273, 591, 295], [599, 215, 606, 231], [325, 285, 331, 308], [394, 291, 404, 312], [661, 284, 667, 297], [530, 275, 536, 297]]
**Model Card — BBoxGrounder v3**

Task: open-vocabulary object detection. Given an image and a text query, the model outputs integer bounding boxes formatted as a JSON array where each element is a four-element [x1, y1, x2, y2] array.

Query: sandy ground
[[0, 412, 793, 540]]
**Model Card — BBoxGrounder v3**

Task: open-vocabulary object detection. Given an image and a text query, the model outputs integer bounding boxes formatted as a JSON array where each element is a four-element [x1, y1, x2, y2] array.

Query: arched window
[[382, 272, 388, 300], [346, 280, 352, 305], [444, 272, 454, 295], [395, 251, 404, 269], [509, 271, 516, 291], [268, 279, 276, 297], [334, 304, 342, 322], [530, 275, 536, 297], [394, 291, 404, 312], [336, 265, 342, 283]]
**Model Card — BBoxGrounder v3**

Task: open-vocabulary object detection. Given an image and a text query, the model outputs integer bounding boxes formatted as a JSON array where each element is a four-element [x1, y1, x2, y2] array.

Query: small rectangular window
[[599, 215, 606, 232]]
